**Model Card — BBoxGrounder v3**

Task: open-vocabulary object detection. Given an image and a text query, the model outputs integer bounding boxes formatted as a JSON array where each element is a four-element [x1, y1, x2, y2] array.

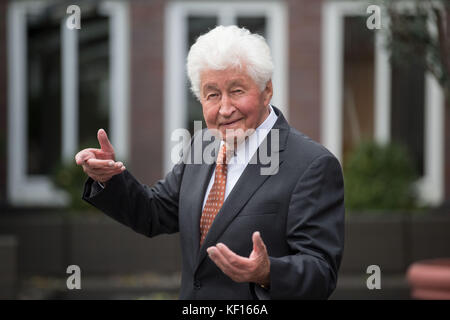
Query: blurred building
[[0, 0, 449, 299], [1, 0, 449, 209]]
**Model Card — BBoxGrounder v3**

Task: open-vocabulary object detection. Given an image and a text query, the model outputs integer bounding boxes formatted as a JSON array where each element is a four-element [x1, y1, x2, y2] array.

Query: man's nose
[[218, 94, 235, 117]]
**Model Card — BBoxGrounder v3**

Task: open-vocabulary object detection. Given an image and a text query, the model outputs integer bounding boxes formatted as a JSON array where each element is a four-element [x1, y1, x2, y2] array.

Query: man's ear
[[262, 80, 273, 105]]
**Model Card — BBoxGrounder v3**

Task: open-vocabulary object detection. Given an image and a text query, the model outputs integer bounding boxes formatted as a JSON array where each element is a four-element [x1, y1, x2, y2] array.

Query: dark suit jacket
[[82, 107, 345, 299]]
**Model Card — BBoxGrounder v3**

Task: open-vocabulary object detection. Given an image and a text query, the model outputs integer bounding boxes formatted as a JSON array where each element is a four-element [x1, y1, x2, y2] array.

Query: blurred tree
[[52, 160, 93, 212], [383, 0, 450, 100], [51, 139, 100, 213]]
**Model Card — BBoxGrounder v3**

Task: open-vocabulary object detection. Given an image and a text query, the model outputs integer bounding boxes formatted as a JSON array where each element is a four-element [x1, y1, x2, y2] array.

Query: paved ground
[[330, 273, 411, 299], [14, 272, 411, 300], [16, 272, 181, 300]]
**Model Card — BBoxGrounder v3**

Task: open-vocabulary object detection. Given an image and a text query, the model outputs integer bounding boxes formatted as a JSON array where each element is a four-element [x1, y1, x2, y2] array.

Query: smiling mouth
[[221, 118, 242, 127]]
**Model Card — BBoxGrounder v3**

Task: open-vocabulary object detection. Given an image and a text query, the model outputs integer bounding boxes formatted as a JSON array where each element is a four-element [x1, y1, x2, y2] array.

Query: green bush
[[344, 141, 419, 212], [51, 160, 95, 212]]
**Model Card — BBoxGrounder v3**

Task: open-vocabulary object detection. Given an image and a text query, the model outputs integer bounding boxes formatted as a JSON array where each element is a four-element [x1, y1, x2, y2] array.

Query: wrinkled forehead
[[200, 67, 255, 90]]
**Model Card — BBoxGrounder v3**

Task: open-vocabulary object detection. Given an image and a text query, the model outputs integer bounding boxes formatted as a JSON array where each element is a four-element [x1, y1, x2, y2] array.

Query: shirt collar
[[257, 104, 278, 132], [223, 104, 278, 165]]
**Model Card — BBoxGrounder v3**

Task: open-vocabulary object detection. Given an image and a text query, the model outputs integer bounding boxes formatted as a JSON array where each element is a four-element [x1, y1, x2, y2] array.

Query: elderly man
[[76, 26, 345, 300]]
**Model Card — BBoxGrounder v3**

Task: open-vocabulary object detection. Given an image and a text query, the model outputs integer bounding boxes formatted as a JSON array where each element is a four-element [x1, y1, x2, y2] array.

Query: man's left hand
[[207, 231, 270, 287]]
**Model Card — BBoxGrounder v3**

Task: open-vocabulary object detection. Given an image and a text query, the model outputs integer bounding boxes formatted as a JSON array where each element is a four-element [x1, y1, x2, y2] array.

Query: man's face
[[199, 67, 273, 142]]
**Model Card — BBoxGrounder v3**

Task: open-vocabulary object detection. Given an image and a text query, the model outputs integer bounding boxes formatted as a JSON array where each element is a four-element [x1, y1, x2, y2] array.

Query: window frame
[[321, 1, 445, 205], [7, 0, 130, 206], [163, 0, 288, 173]]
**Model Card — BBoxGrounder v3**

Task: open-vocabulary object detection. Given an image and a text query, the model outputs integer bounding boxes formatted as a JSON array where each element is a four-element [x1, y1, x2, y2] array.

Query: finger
[[215, 243, 249, 268], [207, 247, 235, 276], [97, 129, 114, 153], [75, 149, 97, 165], [88, 167, 125, 182], [252, 231, 267, 255], [84, 165, 125, 177], [86, 159, 116, 169], [75, 154, 84, 165], [94, 161, 123, 169], [209, 246, 249, 282]]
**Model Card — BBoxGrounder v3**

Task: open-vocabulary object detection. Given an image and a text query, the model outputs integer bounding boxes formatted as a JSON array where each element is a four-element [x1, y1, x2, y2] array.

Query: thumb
[[97, 129, 114, 153], [252, 231, 266, 255]]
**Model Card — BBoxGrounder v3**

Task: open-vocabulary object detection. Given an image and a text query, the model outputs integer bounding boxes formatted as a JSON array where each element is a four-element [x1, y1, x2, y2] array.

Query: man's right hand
[[75, 129, 125, 184]]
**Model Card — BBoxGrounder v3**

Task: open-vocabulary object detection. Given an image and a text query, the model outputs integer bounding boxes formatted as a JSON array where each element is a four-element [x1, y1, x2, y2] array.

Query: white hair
[[186, 25, 274, 100]]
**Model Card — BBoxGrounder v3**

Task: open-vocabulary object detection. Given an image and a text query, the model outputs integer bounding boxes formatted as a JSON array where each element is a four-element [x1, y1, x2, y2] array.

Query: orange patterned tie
[[200, 144, 229, 246]]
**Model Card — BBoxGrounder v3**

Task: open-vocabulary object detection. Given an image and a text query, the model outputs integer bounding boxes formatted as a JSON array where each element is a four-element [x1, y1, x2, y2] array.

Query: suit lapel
[[195, 156, 284, 269], [189, 162, 215, 260], [188, 132, 220, 259], [194, 107, 290, 271]]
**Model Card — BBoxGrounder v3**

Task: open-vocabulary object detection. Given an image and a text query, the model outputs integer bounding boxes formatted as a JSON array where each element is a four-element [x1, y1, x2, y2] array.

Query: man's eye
[[207, 93, 219, 100], [232, 89, 243, 94]]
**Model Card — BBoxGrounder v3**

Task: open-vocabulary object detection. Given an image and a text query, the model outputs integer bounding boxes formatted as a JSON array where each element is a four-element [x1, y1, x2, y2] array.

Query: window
[[78, 13, 110, 150], [27, 12, 62, 176], [322, 1, 444, 204], [186, 16, 217, 134], [164, 1, 287, 173], [7, 1, 129, 206], [342, 16, 375, 162], [390, 15, 427, 176]]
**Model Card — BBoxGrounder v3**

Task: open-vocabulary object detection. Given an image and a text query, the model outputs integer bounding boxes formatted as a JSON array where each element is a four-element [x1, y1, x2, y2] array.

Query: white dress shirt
[[202, 105, 278, 210]]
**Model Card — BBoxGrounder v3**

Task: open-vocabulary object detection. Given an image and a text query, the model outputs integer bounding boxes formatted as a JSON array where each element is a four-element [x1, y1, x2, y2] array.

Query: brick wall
[[287, 0, 323, 142], [129, 0, 166, 184]]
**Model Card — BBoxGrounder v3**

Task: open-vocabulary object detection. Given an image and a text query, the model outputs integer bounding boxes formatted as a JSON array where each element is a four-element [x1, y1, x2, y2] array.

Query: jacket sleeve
[[82, 161, 185, 238], [268, 154, 345, 299]]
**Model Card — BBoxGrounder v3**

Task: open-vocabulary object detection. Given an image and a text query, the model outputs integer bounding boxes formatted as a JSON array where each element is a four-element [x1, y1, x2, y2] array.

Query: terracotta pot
[[407, 258, 450, 300]]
